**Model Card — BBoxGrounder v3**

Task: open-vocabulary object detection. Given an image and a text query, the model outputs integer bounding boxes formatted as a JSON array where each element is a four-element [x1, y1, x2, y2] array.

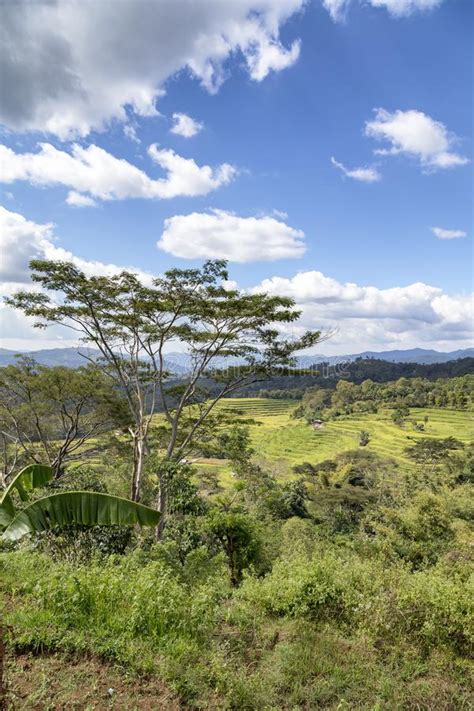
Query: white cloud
[[369, 0, 444, 17], [246, 37, 301, 81], [0, 142, 237, 204], [0, 206, 152, 284], [322, 0, 351, 21], [66, 191, 97, 208], [431, 226, 467, 240], [323, 0, 444, 21], [365, 109, 469, 171], [171, 113, 204, 138], [158, 209, 306, 262], [331, 157, 381, 183], [0, 206, 160, 353], [123, 124, 141, 144], [251, 270, 473, 352], [0, 0, 304, 138], [0, 207, 55, 284], [0, 206, 156, 349]]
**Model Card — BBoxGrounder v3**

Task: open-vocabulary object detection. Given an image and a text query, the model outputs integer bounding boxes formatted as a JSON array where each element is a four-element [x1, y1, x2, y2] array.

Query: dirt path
[[2, 651, 183, 710]]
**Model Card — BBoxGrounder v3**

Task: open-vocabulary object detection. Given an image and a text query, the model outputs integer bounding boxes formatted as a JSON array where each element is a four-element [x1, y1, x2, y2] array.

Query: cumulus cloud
[[365, 109, 469, 171], [171, 113, 204, 138], [246, 36, 301, 81], [331, 157, 381, 183], [0, 142, 237, 204], [0, 0, 304, 138], [323, 0, 443, 21], [158, 209, 306, 262], [0, 206, 156, 349], [431, 227, 467, 240], [66, 191, 97, 208], [0, 206, 152, 284], [250, 270, 473, 352]]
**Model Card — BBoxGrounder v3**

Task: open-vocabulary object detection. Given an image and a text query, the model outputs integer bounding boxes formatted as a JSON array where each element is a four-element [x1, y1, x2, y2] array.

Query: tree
[[203, 509, 263, 586], [0, 464, 159, 542], [0, 357, 122, 483], [358, 430, 370, 447], [8, 259, 321, 534], [404, 437, 463, 472], [391, 408, 407, 427]]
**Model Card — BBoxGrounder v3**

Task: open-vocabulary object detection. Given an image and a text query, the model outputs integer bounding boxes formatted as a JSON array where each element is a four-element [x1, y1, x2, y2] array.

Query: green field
[[196, 398, 473, 481]]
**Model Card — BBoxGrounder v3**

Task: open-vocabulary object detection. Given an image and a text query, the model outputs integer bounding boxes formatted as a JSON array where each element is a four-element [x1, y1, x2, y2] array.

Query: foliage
[[232, 357, 474, 399], [405, 436, 463, 468], [0, 463, 160, 543], [0, 463, 52, 528], [0, 357, 121, 481], [2, 491, 160, 542], [294, 374, 474, 423], [2, 533, 472, 707], [202, 508, 265, 586]]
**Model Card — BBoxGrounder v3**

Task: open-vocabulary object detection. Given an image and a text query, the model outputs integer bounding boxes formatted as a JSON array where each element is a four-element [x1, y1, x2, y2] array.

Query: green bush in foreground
[[2, 538, 473, 708]]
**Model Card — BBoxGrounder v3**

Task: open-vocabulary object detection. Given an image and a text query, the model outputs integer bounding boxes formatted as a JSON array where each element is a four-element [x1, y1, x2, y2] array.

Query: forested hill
[[332, 356, 474, 382], [242, 357, 474, 398]]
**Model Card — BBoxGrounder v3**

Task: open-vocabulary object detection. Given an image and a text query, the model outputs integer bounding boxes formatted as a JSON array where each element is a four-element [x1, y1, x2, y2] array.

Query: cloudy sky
[[0, 0, 472, 354]]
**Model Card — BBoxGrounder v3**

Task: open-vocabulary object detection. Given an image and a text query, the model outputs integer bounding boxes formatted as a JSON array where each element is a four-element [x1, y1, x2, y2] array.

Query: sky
[[0, 0, 472, 355]]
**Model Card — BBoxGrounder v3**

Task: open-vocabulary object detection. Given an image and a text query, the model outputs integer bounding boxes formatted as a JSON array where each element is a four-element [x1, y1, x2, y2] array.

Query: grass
[[195, 399, 473, 482], [2, 549, 472, 710]]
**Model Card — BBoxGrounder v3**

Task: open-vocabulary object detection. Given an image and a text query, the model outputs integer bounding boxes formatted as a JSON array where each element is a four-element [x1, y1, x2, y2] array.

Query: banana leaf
[[1, 491, 160, 542], [0, 464, 53, 529]]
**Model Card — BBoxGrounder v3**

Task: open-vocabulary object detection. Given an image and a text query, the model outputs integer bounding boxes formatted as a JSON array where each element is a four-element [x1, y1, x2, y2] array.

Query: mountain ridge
[[0, 346, 472, 371]]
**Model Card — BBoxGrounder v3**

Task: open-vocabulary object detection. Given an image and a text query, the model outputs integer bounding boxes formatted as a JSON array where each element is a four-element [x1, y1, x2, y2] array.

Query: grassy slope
[[196, 399, 473, 482]]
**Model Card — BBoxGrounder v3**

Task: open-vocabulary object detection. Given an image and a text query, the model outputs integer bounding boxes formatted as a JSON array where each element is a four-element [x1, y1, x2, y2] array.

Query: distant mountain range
[[294, 348, 474, 366], [0, 347, 190, 373], [0, 346, 472, 371]]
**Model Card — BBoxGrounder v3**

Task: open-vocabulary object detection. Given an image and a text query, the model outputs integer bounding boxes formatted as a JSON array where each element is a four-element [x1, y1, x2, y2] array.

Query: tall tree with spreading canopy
[[7, 259, 321, 533]]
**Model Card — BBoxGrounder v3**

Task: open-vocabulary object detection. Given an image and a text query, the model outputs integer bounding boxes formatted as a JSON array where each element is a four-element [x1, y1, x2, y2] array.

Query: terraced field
[[197, 398, 473, 481]]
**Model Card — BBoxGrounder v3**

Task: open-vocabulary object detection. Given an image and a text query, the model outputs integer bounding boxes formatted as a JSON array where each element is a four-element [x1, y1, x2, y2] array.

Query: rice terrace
[[204, 397, 473, 472]]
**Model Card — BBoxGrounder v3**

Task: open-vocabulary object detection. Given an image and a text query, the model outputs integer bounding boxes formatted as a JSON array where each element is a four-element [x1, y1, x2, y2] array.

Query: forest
[[1, 260, 473, 710]]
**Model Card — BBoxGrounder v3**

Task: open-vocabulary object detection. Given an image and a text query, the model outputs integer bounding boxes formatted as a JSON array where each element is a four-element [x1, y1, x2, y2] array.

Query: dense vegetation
[[1, 259, 473, 709], [244, 357, 474, 399], [294, 374, 473, 421], [2, 431, 473, 708]]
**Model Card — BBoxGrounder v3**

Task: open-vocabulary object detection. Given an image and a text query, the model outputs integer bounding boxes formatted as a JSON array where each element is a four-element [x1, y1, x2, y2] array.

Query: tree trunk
[[156, 473, 167, 539], [130, 434, 146, 502]]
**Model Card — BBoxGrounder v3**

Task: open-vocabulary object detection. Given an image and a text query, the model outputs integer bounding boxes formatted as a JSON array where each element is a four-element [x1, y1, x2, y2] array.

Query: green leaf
[[0, 464, 53, 529], [1, 491, 161, 542]]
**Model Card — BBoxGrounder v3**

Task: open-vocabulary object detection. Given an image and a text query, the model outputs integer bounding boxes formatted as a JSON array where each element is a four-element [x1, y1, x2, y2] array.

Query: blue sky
[[0, 0, 472, 354]]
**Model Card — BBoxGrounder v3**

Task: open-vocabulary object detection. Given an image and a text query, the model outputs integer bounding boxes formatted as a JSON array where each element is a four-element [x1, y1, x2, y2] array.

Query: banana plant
[[1, 463, 160, 542]]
